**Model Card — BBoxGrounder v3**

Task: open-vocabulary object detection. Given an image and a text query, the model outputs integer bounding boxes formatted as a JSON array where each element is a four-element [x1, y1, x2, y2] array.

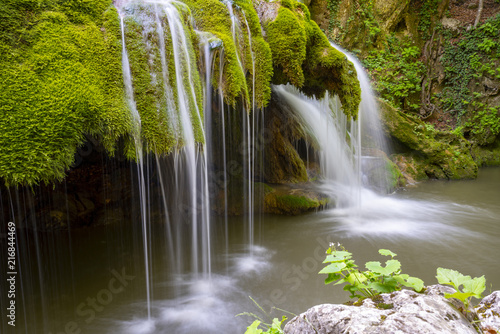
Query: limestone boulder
[[284, 286, 478, 334], [476, 291, 500, 333]]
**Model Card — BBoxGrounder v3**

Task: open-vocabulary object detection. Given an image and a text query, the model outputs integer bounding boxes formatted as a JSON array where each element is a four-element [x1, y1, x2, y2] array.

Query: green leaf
[[379, 249, 397, 258], [395, 275, 425, 292], [345, 271, 368, 285], [323, 251, 352, 263], [436, 268, 470, 291], [462, 276, 486, 298], [325, 272, 342, 284], [269, 316, 286, 334], [445, 291, 474, 302], [365, 259, 401, 276], [368, 281, 399, 294], [245, 320, 263, 334], [319, 262, 347, 274]]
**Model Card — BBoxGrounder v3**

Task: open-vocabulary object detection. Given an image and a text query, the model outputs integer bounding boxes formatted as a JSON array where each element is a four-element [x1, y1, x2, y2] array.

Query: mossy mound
[[121, 2, 204, 150], [0, 0, 132, 186], [258, 0, 361, 119], [380, 100, 478, 180], [263, 184, 329, 215]]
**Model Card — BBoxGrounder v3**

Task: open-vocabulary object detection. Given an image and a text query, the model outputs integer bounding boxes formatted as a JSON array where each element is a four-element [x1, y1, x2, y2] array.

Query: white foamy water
[[319, 185, 488, 241]]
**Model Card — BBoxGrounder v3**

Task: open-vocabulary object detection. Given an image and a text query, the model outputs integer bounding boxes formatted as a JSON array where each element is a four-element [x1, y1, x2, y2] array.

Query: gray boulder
[[284, 285, 477, 334]]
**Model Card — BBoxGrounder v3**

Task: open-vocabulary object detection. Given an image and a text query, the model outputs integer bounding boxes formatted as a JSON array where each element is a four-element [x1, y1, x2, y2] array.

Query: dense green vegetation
[[320, 246, 424, 298], [439, 15, 500, 145], [319, 245, 486, 310], [364, 35, 425, 111]]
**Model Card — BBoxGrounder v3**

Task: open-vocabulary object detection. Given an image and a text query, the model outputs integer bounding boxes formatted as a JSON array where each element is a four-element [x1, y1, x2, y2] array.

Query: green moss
[[264, 190, 329, 215], [0, 1, 132, 186], [276, 194, 320, 210], [266, 7, 307, 87], [303, 18, 360, 119], [471, 137, 500, 167], [380, 100, 478, 180], [264, 0, 360, 119], [234, 0, 273, 108], [122, 2, 204, 151], [181, 0, 252, 108]]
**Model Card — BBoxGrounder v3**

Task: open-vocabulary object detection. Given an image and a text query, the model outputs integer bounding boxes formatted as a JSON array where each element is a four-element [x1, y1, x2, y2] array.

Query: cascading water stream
[[119, 13, 152, 320], [117, 1, 213, 325], [273, 42, 391, 211], [273, 85, 362, 207]]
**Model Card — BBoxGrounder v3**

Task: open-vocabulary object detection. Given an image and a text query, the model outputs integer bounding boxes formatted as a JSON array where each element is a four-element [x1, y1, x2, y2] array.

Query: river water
[[5, 167, 500, 334]]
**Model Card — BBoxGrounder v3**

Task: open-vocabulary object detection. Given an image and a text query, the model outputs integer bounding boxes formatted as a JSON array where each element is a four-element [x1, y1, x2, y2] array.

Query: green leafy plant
[[440, 14, 500, 121], [436, 268, 486, 310], [239, 297, 290, 334], [319, 245, 424, 299], [363, 35, 425, 111], [244, 318, 286, 334], [478, 38, 496, 53]]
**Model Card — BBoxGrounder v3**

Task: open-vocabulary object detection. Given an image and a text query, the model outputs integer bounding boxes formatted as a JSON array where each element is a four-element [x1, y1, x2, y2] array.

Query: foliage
[[239, 297, 289, 334], [363, 35, 425, 111], [244, 318, 286, 334], [436, 268, 486, 309], [440, 15, 500, 117], [319, 245, 424, 299], [465, 106, 500, 145], [418, 0, 438, 40]]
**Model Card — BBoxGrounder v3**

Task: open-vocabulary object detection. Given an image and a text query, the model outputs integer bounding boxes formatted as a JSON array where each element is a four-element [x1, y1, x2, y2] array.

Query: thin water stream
[[5, 167, 500, 334]]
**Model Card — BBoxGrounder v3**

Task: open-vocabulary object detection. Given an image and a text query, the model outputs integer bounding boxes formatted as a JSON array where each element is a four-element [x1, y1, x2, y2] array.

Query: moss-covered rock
[[0, 0, 361, 188], [257, 0, 361, 119], [362, 149, 406, 191], [380, 100, 478, 180], [263, 184, 329, 215], [471, 137, 500, 167], [0, 0, 132, 186]]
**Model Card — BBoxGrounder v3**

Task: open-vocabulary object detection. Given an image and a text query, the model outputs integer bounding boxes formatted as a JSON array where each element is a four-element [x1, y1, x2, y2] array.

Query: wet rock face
[[379, 99, 478, 181], [284, 286, 478, 334]]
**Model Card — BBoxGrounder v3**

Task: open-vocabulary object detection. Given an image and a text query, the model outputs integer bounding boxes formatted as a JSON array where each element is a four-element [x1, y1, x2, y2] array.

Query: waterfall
[[273, 44, 390, 207], [117, 0, 213, 327], [0, 2, 397, 333], [331, 42, 389, 158], [273, 85, 362, 207], [119, 13, 152, 320]]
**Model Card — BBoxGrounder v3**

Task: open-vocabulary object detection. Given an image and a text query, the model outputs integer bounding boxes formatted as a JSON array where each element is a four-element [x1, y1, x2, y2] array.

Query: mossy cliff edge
[[0, 0, 360, 187]]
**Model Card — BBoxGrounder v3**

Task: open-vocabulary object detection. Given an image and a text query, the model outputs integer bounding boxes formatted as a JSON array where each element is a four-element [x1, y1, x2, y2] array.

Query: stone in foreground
[[284, 286, 477, 334]]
